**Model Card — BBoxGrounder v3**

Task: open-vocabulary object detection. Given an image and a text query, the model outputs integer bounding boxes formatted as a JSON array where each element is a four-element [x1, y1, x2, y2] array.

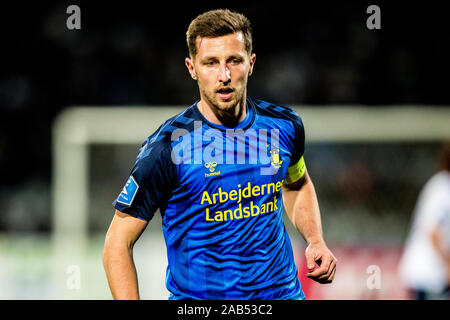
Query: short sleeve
[[113, 140, 177, 221], [290, 110, 305, 165], [284, 110, 306, 185], [419, 180, 450, 232]]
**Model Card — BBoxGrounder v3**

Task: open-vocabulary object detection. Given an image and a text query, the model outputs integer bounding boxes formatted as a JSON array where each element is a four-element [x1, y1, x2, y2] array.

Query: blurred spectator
[[398, 142, 450, 299]]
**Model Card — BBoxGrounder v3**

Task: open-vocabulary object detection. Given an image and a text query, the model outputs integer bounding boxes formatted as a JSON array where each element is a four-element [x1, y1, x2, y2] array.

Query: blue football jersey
[[113, 98, 307, 300]]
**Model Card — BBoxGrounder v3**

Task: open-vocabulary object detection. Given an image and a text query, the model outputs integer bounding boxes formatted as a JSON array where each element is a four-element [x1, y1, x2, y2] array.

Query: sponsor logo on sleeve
[[116, 176, 139, 206]]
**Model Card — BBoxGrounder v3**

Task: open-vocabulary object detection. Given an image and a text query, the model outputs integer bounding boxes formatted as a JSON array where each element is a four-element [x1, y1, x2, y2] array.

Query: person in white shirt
[[399, 142, 450, 300]]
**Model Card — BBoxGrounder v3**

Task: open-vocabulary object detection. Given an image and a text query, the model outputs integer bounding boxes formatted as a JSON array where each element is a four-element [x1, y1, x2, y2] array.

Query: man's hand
[[305, 241, 337, 284]]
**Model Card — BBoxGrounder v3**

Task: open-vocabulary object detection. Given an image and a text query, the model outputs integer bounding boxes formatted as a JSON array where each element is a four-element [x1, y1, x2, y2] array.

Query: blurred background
[[0, 0, 449, 299]]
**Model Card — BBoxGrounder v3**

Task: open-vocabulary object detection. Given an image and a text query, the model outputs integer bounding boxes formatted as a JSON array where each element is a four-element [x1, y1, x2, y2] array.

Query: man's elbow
[[103, 232, 132, 266], [102, 233, 115, 267]]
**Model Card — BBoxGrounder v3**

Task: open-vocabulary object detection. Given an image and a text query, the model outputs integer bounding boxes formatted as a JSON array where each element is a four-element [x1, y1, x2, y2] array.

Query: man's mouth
[[216, 87, 234, 100]]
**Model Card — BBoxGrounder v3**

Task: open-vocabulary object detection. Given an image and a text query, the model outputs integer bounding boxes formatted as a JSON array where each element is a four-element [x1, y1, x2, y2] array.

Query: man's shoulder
[[250, 98, 302, 124], [142, 103, 199, 146], [423, 171, 450, 199], [136, 104, 199, 161]]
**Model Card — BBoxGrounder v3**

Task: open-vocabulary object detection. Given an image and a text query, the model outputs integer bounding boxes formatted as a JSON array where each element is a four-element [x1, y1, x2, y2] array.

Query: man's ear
[[248, 53, 256, 76], [185, 57, 197, 80]]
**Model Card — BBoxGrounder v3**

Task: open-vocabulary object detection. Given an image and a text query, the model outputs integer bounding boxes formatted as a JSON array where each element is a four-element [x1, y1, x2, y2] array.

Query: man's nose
[[218, 63, 231, 83]]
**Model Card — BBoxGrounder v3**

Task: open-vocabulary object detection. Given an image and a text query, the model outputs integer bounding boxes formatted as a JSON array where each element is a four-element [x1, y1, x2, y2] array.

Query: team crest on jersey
[[269, 147, 283, 169], [116, 176, 139, 206]]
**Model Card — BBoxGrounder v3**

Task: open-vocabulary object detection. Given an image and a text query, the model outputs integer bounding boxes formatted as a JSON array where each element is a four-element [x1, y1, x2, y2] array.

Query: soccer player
[[399, 142, 450, 299], [102, 9, 337, 300]]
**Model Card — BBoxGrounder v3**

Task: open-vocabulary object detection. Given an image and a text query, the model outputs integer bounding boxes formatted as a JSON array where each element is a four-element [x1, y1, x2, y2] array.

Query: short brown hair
[[186, 9, 253, 58]]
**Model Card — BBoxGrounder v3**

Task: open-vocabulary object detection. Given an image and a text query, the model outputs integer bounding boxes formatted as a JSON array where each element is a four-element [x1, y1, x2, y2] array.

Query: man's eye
[[205, 61, 216, 66], [232, 59, 242, 64]]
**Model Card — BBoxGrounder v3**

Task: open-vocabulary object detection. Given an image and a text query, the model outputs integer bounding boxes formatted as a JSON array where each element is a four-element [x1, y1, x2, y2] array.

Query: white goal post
[[51, 105, 450, 297]]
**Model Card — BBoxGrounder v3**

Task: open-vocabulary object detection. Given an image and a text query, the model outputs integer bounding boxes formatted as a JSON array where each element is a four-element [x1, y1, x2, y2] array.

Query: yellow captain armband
[[283, 156, 306, 185]]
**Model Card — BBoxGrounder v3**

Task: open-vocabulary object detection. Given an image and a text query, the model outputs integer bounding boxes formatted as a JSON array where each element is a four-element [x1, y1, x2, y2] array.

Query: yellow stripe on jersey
[[283, 156, 306, 185]]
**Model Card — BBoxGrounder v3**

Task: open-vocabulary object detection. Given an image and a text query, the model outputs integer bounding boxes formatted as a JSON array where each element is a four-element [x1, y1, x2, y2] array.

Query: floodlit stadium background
[[1, 1, 449, 299]]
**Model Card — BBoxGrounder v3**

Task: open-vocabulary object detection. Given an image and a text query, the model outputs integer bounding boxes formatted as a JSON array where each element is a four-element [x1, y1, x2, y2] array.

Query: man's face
[[185, 31, 256, 113]]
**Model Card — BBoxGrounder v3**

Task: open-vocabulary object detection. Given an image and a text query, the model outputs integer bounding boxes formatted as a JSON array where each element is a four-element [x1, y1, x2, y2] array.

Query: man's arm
[[430, 224, 450, 285], [102, 210, 148, 299], [282, 170, 337, 284]]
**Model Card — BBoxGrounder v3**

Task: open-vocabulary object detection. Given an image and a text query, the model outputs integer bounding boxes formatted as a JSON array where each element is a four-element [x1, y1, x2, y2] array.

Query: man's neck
[[197, 96, 247, 128]]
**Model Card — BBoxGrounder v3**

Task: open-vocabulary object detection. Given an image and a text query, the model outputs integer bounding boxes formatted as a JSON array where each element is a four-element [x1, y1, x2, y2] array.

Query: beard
[[200, 84, 246, 120]]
